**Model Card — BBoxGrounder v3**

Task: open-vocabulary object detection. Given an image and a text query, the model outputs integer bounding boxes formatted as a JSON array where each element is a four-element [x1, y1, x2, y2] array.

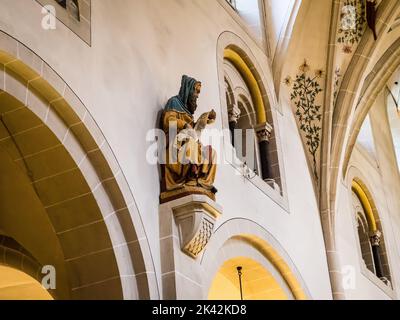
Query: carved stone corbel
[[172, 197, 222, 259]]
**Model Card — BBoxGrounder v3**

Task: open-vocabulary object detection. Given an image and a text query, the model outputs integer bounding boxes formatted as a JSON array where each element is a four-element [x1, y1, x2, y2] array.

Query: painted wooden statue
[[160, 75, 217, 203]]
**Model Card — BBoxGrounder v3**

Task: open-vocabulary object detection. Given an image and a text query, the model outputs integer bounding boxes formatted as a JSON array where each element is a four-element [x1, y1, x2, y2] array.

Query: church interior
[[0, 0, 400, 300]]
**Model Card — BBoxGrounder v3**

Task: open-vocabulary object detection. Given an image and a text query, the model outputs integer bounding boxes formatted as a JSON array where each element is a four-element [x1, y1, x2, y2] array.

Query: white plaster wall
[[0, 0, 331, 299], [265, 0, 296, 59], [235, 0, 263, 44]]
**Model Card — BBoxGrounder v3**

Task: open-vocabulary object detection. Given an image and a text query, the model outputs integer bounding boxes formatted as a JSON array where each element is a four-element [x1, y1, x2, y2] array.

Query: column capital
[[254, 122, 273, 142], [228, 104, 241, 124], [370, 230, 382, 247]]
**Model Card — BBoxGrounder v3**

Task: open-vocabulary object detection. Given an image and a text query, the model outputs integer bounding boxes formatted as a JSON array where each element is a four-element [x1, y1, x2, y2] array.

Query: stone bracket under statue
[[173, 195, 221, 258], [159, 195, 223, 299]]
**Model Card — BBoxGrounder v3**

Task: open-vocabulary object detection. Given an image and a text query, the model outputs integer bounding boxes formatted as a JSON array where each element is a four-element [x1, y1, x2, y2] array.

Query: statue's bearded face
[[188, 82, 201, 114]]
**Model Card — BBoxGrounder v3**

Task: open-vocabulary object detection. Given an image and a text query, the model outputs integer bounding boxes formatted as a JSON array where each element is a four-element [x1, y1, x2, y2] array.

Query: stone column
[[254, 122, 273, 181], [370, 230, 384, 279], [228, 105, 241, 147], [159, 195, 222, 299]]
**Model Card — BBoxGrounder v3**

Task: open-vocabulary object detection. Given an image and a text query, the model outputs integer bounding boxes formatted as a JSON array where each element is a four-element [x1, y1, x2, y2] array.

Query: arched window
[[353, 192, 375, 274], [224, 59, 261, 176], [225, 0, 265, 45], [55, 0, 80, 21], [226, 0, 237, 9], [351, 180, 392, 286], [36, 0, 91, 44], [223, 46, 281, 193]]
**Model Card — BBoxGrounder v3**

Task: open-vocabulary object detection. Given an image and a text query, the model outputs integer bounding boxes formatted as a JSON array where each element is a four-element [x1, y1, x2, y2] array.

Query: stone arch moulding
[[316, 0, 400, 301], [201, 218, 311, 300], [342, 36, 400, 177], [344, 166, 396, 298], [351, 180, 378, 232], [224, 47, 267, 124], [216, 31, 288, 209], [0, 30, 159, 299], [217, 31, 278, 121], [330, 0, 400, 190], [345, 166, 394, 259]]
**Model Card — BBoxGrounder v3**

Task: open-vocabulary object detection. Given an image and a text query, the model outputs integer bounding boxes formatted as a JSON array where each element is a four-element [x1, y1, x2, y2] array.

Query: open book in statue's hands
[[194, 109, 216, 135], [174, 109, 216, 148]]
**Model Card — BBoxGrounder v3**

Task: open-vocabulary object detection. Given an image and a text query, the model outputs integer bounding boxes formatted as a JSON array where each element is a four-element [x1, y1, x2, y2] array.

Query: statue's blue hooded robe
[[164, 75, 198, 115]]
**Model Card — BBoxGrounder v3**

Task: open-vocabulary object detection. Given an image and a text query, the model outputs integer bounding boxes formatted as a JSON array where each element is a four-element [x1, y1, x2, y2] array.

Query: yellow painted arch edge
[[235, 235, 308, 300], [224, 48, 267, 123], [352, 180, 377, 232]]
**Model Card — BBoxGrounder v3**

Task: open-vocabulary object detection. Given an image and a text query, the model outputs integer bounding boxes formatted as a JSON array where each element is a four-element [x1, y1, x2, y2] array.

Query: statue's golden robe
[[161, 110, 216, 191]]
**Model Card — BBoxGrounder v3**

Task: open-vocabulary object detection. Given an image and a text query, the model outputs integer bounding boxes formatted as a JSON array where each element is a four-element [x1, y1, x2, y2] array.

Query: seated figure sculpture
[[160, 75, 217, 203]]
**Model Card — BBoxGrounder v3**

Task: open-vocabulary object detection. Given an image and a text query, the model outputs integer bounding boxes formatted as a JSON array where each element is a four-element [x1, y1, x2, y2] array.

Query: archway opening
[[0, 87, 123, 299], [0, 33, 154, 300], [0, 265, 53, 300], [208, 257, 288, 300]]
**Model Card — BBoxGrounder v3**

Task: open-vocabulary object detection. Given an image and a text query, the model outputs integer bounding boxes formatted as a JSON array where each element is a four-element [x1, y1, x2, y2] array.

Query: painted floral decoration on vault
[[337, 0, 366, 54], [286, 60, 324, 181], [333, 67, 342, 105]]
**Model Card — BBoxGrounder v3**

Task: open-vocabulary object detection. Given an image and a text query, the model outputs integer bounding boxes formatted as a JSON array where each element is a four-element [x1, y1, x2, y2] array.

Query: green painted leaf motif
[[288, 61, 324, 178]]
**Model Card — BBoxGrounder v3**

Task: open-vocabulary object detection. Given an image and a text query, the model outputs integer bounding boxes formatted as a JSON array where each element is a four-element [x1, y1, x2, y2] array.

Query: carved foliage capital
[[228, 104, 241, 124], [370, 230, 382, 247], [254, 122, 273, 142]]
